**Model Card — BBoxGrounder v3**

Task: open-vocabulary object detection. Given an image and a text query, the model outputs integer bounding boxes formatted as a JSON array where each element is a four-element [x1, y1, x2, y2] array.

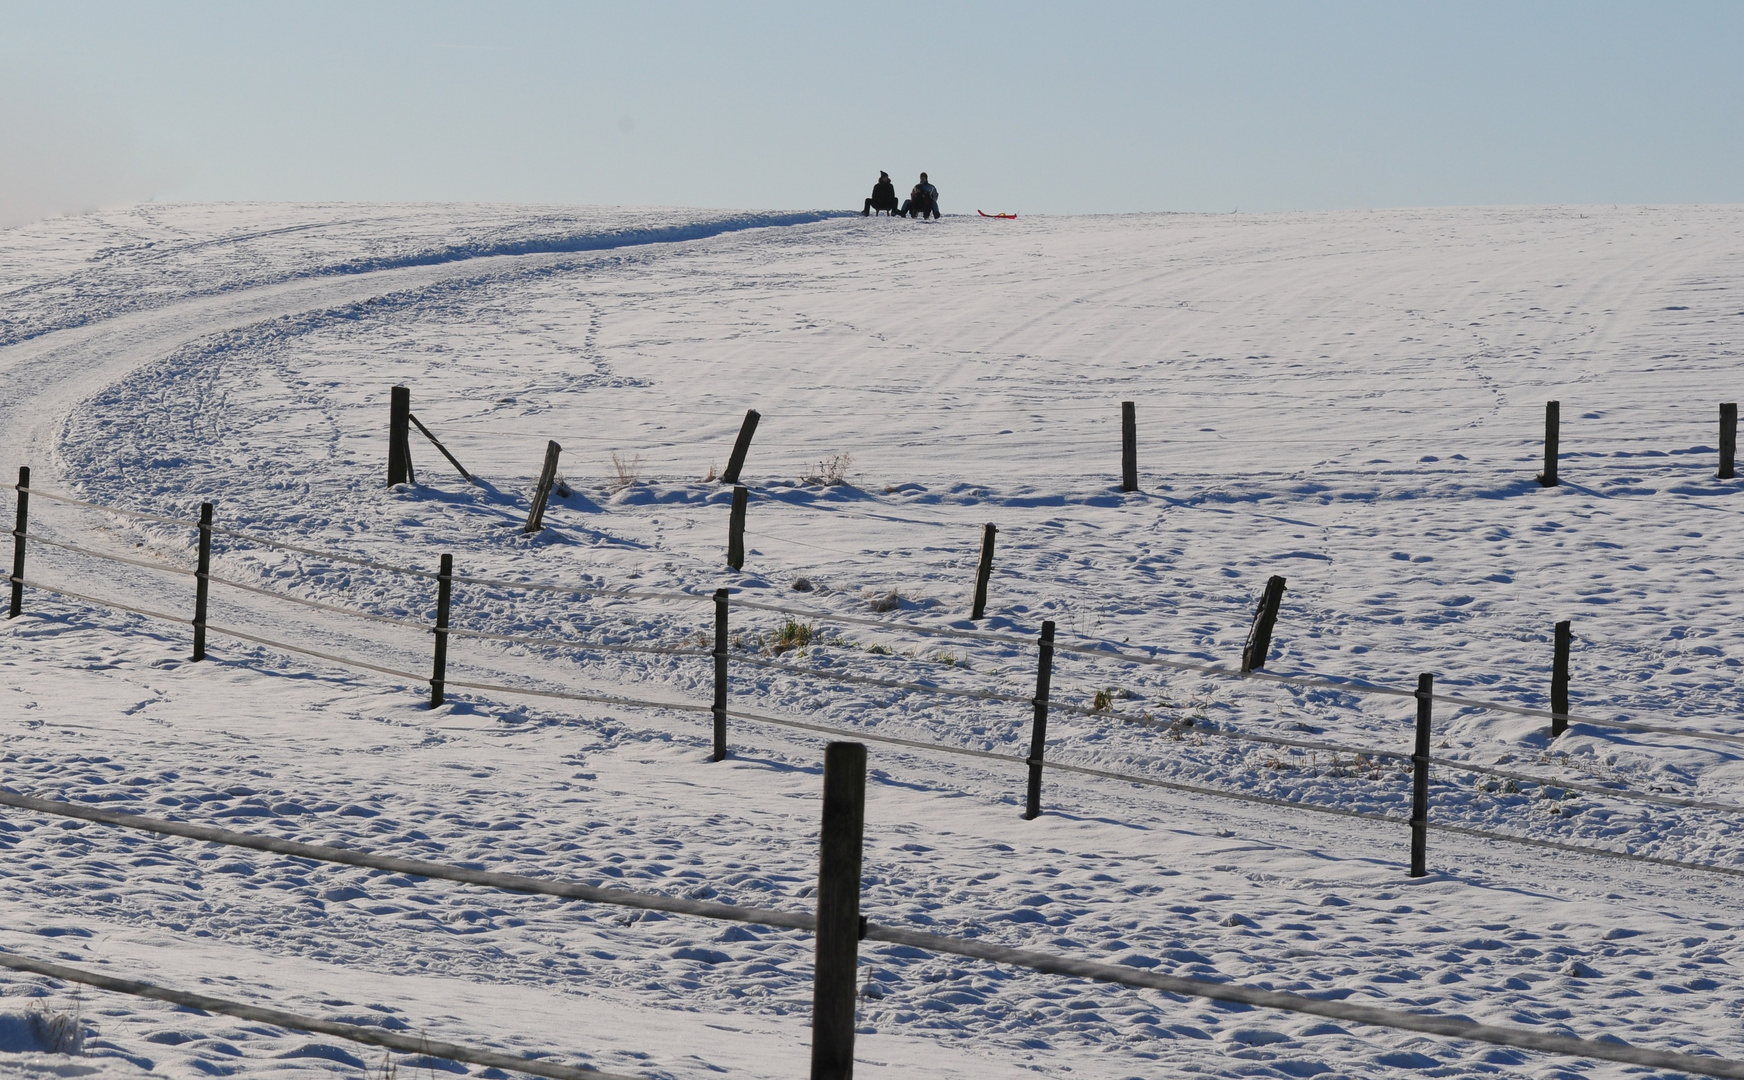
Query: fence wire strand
[[726, 707, 1028, 765], [20, 572, 1744, 877], [3, 789, 1740, 1080], [442, 677, 715, 716], [452, 571, 706, 605], [207, 525, 441, 579], [23, 533, 198, 577], [857, 923, 1744, 1080], [731, 653, 1035, 706], [11, 577, 188, 627], [445, 626, 710, 660], [19, 482, 1744, 753], [1427, 819, 1744, 880], [206, 624, 429, 684], [208, 574, 434, 631], [0, 952, 648, 1080], [18, 487, 199, 528], [734, 596, 1744, 750]]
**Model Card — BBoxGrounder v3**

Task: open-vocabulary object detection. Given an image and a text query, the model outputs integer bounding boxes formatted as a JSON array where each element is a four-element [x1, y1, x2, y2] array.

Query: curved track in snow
[[4, 203, 1744, 1080]]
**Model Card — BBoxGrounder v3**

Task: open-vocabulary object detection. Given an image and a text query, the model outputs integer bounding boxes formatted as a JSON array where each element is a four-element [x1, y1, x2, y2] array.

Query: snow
[[1, 201, 1742, 1078]]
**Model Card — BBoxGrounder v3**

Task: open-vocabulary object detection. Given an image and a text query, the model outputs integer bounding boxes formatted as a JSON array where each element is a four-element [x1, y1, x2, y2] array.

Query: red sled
[[977, 210, 1018, 219]]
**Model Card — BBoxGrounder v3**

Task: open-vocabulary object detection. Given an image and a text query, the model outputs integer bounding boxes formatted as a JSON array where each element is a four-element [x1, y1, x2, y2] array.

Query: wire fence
[[11, 479, 1744, 886], [5, 785, 1744, 1079], [0, 952, 645, 1080]]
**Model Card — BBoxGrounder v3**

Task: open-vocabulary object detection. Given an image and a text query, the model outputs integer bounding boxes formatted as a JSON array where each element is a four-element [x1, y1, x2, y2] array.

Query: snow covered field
[[1, 201, 1742, 1079]]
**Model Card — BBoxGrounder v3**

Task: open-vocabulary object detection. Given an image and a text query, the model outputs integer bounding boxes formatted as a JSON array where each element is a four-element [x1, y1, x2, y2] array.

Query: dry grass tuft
[[803, 452, 854, 486], [28, 996, 83, 1055], [610, 452, 643, 490], [867, 588, 902, 613]]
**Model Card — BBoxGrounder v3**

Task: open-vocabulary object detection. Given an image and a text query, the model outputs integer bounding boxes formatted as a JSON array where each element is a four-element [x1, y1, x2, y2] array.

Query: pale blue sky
[[3, 1, 1741, 223]]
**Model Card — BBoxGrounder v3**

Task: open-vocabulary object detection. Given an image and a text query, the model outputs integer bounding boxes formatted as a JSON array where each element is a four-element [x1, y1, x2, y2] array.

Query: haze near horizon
[[2, 0, 1742, 226]]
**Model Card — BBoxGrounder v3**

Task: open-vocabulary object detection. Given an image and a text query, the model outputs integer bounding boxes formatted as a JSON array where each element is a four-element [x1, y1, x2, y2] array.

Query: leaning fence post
[[712, 588, 730, 761], [388, 386, 412, 486], [192, 502, 214, 661], [1537, 400, 1560, 487], [524, 441, 562, 533], [970, 523, 997, 620], [1410, 672, 1433, 878], [1240, 575, 1287, 673], [1121, 400, 1137, 492], [1022, 620, 1057, 820], [8, 466, 27, 619], [430, 553, 453, 707], [721, 409, 761, 486], [1720, 402, 1737, 480], [1551, 620, 1572, 738], [727, 486, 748, 570], [811, 741, 866, 1080]]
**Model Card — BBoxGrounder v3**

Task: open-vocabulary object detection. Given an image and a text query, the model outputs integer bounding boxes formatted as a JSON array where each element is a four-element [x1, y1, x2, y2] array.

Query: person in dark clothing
[[862, 171, 898, 216], [898, 172, 940, 219]]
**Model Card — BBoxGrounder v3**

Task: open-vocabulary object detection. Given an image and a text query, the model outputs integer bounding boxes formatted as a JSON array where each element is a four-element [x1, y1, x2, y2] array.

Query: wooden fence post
[[727, 486, 748, 570], [1023, 620, 1057, 820], [971, 523, 997, 620], [524, 441, 562, 534], [430, 553, 453, 707], [712, 588, 730, 761], [1121, 401, 1137, 492], [1537, 400, 1560, 487], [192, 502, 213, 661], [1720, 402, 1737, 480], [9, 466, 27, 619], [1240, 575, 1287, 673], [1410, 672, 1433, 878], [811, 741, 866, 1080], [1551, 620, 1572, 738], [721, 409, 761, 486], [388, 386, 412, 486]]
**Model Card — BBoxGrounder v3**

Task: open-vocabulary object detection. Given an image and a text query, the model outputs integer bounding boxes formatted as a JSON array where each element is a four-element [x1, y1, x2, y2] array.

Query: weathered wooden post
[[524, 441, 562, 533], [721, 409, 761, 486], [1022, 620, 1057, 820], [1409, 672, 1433, 878], [970, 523, 997, 620], [388, 386, 413, 486], [1551, 620, 1572, 737], [430, 553, 453, 707], [8, 466, 28, 619], [1121, 400, 1137, 492], [712, 588, 730, 761], [727, 486, 748, 570], [1720, 402, 1737, 480], [811, 741, 866, 1080], [1537, 400, 1560, 487], [1240, 575, 1287, 673], [192, 502, 214, 661]]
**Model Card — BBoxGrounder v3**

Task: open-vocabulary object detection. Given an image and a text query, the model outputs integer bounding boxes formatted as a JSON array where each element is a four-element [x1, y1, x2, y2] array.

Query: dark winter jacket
[[869, 180, 897, 210]]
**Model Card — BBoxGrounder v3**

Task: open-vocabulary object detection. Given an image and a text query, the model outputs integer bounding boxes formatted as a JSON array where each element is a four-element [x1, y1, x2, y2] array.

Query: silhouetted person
[[899, 172, 940, 219], [862, 171, 898, 216]]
